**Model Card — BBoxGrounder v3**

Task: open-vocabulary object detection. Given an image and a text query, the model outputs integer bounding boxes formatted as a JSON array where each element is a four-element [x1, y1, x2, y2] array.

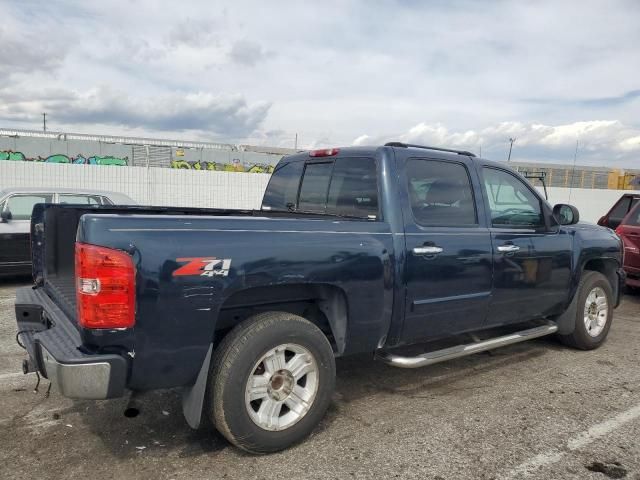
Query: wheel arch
[[582, 257, 619, 301], [555, 258, 619, 335], [216, 283, 349, 355]]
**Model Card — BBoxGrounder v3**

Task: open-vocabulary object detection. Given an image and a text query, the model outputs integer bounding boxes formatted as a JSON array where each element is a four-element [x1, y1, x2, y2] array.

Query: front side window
[[406, 159, 477, 226], [5, 194, 54, 220], [482, 168, 543, 228]]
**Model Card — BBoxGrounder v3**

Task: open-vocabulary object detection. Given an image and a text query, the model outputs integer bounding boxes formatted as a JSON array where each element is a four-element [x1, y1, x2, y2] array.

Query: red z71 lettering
[[173, 257, 232, 277]]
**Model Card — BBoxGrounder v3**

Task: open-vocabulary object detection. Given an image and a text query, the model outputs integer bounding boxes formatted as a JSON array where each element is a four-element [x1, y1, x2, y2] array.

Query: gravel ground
[[1, 278, 639, 480]]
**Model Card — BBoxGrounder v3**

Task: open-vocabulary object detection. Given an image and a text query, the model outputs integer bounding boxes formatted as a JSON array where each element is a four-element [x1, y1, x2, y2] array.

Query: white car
[[0, 188, 136, 277]]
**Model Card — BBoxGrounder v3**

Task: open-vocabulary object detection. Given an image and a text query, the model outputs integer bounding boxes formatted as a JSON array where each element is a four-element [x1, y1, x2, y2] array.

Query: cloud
[[0, 25, 66, 78], [228, 40, 270, 66], [0, 86, 271, 137], [167, 18, 220, 48], [353, 120, 640, 165], [524, 89, 640, 108], [0, 0, 638, 166]]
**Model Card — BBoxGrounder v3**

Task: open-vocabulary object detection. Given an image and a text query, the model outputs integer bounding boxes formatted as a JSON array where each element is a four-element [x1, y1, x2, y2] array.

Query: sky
[[0, 0, 639, 167]]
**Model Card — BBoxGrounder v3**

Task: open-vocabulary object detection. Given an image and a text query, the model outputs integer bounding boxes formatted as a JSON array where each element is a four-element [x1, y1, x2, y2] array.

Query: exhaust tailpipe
[[124, 392, 141, 418]]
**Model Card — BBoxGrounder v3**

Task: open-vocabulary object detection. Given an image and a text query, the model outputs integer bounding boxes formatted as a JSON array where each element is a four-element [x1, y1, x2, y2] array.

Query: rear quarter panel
[[78, 214, 394, 390]]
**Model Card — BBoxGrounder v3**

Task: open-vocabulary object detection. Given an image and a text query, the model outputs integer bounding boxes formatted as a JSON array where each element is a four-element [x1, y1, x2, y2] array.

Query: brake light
[[309, 148, 339, 157], [75, 243, 135, 329]]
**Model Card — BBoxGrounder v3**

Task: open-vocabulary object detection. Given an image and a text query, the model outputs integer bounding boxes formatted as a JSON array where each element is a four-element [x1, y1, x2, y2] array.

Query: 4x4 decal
[[173, 257, 232, 277]]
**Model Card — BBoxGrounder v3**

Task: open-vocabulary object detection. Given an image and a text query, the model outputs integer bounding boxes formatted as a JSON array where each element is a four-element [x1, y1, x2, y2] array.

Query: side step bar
[[376, 323, 558, 369]]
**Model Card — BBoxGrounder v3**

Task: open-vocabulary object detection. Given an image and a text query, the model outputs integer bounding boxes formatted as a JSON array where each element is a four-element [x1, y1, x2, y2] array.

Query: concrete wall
[[0, 161, 628, 221]]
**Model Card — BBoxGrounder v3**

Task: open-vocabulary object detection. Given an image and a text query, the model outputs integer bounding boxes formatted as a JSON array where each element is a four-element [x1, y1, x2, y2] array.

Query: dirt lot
[[1, 278, 639, 480]]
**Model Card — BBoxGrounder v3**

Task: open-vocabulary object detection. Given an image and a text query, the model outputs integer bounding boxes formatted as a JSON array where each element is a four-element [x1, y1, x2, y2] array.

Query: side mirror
[[553, 204, 579, 226], [0, 209, 11, 223], [597, 215, 607, 227]]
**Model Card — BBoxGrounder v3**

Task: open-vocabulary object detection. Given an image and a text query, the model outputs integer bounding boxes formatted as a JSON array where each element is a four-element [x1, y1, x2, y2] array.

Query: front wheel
[[207, 312, 336, 454], [558, 271, 614, 350]]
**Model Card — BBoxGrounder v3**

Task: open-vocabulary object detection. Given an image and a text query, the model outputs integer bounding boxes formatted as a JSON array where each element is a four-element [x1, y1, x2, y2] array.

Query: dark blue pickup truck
[[15, 143, 624, 453]]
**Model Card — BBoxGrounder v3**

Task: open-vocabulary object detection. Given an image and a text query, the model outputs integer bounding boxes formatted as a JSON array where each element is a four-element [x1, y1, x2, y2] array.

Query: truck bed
[[32, 204, 258, 322]]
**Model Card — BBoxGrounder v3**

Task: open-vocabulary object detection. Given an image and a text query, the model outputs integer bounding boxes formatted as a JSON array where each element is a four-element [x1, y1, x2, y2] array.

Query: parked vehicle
[[15, 143, 624, 453], [0, 188, 135, 277], [598, 193, 640, 230], [614, 202, 640, 289]]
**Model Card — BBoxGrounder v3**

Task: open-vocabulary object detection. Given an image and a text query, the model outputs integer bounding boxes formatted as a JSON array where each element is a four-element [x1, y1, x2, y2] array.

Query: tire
[[558, 271, 614, 350], [207, 311, 336, 454]]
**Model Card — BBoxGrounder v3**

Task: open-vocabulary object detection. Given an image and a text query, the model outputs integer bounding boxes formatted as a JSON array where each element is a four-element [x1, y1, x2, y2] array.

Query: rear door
[[0, 193, 53, 269], [400, 156, 493, 342], [616, 205, 640, 272]]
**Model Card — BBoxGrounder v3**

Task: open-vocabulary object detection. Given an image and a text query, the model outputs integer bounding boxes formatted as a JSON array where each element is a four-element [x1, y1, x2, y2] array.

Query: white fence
[[0, 161, 633, 222], [0, 162, 270, 210]]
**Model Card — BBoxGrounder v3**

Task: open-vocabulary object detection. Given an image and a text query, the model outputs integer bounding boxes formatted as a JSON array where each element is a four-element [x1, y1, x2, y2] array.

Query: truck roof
[[283, 143, 482, 164]]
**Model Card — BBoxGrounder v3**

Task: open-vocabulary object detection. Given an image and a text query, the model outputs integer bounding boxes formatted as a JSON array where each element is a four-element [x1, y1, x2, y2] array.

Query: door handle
[[413, 246, 443, 255], [497, 244, 520, 253]]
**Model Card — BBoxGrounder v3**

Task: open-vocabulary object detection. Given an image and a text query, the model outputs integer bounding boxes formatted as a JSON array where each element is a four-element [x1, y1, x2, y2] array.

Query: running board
[[376, 323, 558, 369]]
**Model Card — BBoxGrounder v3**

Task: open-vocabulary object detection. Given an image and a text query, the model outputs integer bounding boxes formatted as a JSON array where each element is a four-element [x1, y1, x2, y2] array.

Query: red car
[[615, 202, 640, 289]]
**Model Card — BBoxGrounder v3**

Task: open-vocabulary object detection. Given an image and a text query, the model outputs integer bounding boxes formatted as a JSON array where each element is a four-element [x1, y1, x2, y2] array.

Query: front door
[[480, 167, 572, 326], [401, 157, 493, 343]]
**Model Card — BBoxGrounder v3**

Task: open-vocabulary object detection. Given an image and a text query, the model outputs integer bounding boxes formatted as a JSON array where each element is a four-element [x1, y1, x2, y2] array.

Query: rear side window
[[298, 162, 333, 213], [262, 157, 379, 219], [58, 194, 102, 205], [327, 158, 378, 218], [261, 161, 304, 211], [406, 159, 477, 226]]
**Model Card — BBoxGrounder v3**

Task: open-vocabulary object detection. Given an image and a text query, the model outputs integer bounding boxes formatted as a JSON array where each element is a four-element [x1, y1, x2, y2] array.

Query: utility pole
[[294, 133, 298, 150], [507, 137, 516, 162], [42, 112, 47, 132]]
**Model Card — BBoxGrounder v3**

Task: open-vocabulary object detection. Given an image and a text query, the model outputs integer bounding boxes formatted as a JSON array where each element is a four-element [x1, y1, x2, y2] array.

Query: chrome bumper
[[15, 286, 128, 400], [40, 345, 114, 399]]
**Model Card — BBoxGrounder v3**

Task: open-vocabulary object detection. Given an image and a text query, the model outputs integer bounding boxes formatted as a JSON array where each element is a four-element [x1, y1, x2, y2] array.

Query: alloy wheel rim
[[245, 343, 319, 431], [583, 286, 608, 337]]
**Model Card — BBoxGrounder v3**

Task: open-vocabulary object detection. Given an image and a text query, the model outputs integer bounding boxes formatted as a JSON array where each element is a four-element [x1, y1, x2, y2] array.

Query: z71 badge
[[173, 257, 232, 277]]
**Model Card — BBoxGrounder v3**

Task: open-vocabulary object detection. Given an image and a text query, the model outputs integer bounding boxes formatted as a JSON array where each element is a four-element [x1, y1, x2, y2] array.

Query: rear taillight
[[75, 243, 135, 329], [309, 148, 339, 157]]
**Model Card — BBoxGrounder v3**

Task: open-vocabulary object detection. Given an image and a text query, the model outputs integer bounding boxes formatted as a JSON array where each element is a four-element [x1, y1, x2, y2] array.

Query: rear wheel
[[558, 271, 614, 350], [207, 311, 335, 453]]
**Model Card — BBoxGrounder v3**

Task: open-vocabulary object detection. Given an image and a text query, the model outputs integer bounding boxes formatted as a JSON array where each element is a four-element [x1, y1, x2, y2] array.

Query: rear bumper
[[15, 286, 128, 399]]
